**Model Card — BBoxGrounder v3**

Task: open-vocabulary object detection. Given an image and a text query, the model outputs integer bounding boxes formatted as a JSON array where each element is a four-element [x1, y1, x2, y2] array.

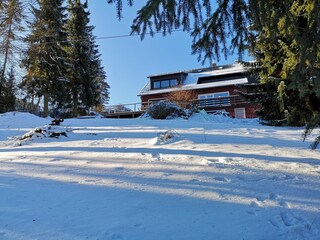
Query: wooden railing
[[102, 95, 251, 118], [193, 95, 250, 108]]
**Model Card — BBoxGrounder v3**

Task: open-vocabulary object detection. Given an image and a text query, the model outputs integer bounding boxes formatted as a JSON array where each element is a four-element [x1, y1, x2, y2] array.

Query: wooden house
[[138, 62, 260, 118]]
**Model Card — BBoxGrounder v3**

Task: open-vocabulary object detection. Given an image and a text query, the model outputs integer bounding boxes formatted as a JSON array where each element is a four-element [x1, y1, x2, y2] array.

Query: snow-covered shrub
[[146, 101, 187, 119], [17, 125, 68, 142]]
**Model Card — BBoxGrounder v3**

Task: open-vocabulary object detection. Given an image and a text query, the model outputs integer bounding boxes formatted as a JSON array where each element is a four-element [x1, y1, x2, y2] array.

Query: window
[[152, 79, 178, 89], [153, 81, 161, 89], [170, 79, 178, 86], [198, 92, 230, 107], [161, 80, 170, 88]]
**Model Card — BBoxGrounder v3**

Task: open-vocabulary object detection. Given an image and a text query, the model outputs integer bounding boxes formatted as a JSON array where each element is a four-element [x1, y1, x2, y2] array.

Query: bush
[[146, 101, 187, 119], [166, 88, 197, 109]]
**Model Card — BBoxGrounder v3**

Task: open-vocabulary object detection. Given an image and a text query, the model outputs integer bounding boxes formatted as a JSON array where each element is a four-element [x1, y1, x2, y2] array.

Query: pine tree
[[20, 0, 68, 117], [65, 0, 109, 117], [0, 0, 25, 79]]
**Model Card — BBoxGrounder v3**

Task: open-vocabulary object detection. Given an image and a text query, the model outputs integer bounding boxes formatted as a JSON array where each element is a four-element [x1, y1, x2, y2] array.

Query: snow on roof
[[138, 63, 249, 96], [139, 78, 248, 96]]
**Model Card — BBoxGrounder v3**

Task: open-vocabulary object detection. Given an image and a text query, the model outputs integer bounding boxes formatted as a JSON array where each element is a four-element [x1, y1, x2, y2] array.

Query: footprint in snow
[[90, 141, 99, 145], [189, 178, 201, 183], [279, 200, 290, 208], [237, 175, 266, 182], [250, 200, 262, 208], [50, 158, 61, 162], [247, 200, 262, 216], [114, 167, 125, 171], [134, 223, 143, 228], [269, 193, 278, 200], [269, 211, 301, 228], [151, 153, 162, 161], [163, 173, 173, 177], [84, 179, 98, 183], [104, 232, 125, 240], [213, 176, 231, 183]]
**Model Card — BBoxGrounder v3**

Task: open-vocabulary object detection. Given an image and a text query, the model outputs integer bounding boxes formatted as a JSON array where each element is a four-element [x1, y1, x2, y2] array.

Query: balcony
[[102, 95, 252, 118]]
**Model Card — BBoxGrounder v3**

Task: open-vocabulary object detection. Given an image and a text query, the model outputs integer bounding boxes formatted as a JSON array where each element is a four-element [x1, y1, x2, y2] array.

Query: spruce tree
[[65, 0, 109, 117], [0, 0, 25, 79], [250, 1, 320, 127], [21, 0, 68, 117]]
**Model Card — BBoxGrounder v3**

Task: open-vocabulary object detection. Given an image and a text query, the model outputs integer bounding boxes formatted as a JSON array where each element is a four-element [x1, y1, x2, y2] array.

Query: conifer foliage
[[65, 0, 109, 117], [0, 67, 16, 113], [19, 0, 109, 117], [21, 0, 67, 117], [250, 1, 320, 127]]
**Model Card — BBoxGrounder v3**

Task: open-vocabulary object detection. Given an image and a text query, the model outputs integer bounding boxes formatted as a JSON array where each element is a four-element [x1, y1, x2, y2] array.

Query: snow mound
[[189, 110, 260, 125], [0, 111, 50, 128]]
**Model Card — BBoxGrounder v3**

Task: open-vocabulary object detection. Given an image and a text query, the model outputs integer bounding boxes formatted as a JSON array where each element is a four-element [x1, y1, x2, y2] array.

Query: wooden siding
[[140, 85, 260, 119]]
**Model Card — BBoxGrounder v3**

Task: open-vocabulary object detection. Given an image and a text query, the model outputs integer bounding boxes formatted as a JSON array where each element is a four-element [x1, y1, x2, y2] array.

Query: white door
[[235, 108, 246, 119]]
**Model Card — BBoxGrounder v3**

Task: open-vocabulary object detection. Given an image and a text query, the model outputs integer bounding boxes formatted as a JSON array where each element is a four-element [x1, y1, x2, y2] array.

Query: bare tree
[[166, 87, 197, 109]]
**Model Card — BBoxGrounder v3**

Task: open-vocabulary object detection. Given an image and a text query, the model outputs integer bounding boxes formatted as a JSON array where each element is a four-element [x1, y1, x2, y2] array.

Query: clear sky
[[87, 1, 245, 106]]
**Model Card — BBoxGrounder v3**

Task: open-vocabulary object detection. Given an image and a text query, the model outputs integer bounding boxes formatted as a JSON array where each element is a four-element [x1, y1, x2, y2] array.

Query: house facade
[[138, 62, 260, 119]]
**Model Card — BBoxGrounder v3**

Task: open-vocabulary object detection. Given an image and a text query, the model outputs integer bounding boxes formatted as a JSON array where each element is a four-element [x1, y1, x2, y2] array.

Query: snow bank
[[0, 112, 51, 141]]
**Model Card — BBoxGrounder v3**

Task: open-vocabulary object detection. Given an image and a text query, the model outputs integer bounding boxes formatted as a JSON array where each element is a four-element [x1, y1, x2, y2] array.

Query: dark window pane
[[153, 81, 161, 89], [170, 79, 178, 86], [161, 80, 170, 88]]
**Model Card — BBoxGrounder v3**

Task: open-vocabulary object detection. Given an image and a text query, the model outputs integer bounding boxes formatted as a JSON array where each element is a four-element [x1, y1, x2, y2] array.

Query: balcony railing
[[194, 95, 250, 108], [102, 95, 252, 118]]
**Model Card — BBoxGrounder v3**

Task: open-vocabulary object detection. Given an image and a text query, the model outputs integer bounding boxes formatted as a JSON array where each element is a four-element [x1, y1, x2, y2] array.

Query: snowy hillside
[[0, 112, 319, 240]]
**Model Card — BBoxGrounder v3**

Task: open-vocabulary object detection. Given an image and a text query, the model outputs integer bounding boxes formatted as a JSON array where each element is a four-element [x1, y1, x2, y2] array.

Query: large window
[[152, 78, 178, 89], [198, 92, 230, 107]]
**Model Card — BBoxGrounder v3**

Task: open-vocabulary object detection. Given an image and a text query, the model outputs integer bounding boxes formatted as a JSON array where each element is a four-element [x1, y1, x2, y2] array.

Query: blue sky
[[88, 1, 245, 106]]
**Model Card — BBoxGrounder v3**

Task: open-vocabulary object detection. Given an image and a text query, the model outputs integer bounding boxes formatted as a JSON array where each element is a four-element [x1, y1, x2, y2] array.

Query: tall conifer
[[65, 0, 109, 117], [21, 0, 67, 117]]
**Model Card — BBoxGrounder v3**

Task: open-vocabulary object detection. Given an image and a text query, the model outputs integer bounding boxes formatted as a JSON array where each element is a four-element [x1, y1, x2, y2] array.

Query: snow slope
[[0, 112, 319, 240]]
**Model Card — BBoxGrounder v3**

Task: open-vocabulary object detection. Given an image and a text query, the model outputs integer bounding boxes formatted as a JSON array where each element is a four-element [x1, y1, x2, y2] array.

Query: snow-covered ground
[[0, 112, 319, 240]]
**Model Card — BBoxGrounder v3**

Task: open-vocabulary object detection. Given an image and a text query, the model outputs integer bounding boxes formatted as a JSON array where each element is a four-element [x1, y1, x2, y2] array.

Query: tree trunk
[[43, 92, 49, 117], [1, 25, 12, 79], [72, 89, 78, 117]]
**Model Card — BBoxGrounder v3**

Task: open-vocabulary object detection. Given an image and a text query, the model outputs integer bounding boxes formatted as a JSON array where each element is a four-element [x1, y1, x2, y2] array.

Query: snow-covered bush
[[146, 101, 188, 119], [17, 125, 68, 143]]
